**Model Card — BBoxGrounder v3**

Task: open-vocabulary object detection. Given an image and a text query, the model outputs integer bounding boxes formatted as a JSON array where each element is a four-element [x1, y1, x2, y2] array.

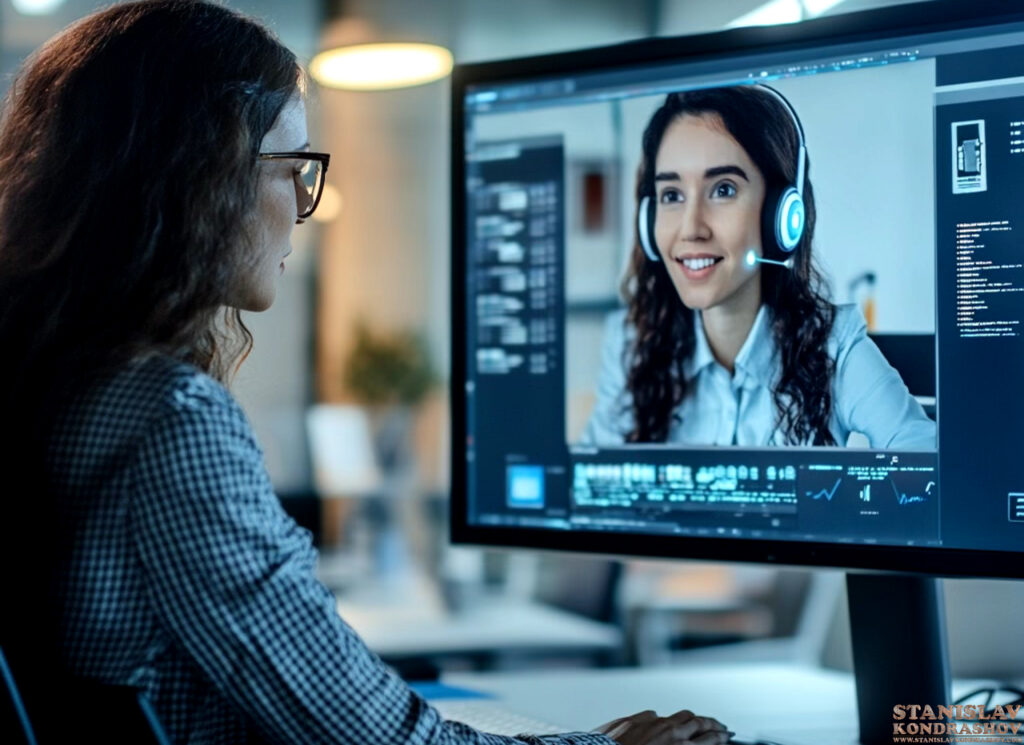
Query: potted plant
[[342, 321, 435, 473]]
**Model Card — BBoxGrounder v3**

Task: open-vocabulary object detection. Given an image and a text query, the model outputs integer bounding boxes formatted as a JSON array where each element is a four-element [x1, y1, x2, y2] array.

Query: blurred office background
[[5, 0, 1023, 681]]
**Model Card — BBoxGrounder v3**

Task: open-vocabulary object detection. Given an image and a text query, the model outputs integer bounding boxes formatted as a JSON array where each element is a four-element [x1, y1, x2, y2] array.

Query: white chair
[[305, 404, 381, 499]]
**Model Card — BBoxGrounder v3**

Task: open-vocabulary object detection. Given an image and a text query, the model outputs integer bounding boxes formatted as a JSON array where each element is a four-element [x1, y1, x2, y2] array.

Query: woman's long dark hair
[[623, 86, 836, 445], [0, 0, 301, 678], [0, 0, 300, 455]]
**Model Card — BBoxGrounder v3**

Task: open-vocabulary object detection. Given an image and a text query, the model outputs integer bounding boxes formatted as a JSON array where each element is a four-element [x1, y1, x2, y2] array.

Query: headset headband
[[754, 83, 806, 195]]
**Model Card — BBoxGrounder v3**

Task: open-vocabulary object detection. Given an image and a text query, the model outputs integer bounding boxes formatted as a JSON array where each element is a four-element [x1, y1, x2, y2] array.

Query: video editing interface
[[462, 23, 1024, 551]]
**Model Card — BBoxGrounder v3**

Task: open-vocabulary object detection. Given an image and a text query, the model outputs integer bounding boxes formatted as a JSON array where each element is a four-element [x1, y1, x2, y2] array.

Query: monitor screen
[[451, 1, 1024, 576]]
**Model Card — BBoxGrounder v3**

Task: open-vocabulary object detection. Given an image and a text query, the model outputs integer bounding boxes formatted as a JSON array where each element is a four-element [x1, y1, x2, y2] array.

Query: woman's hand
[[592, 709, 733, 745]]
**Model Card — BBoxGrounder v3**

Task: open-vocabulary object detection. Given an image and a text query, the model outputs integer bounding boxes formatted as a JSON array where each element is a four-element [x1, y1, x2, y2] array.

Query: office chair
[[646, 570, 847, 666], [867, 333, 936, 399], [868, 333, 936, 419], [1, 645, 38, 745], [58, 681, 173, 745], [3, 658, 172, 745], [533, 553, 624, 628], [134, 690, 174, 745], [533, 553, 625, 667]]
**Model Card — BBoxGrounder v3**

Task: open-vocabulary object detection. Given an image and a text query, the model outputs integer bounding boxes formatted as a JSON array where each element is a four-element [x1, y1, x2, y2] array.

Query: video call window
[[472, 59, 937, 453]]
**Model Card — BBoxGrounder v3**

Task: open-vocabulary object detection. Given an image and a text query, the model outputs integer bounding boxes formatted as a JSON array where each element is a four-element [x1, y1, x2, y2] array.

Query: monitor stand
[[735, 573, 951, 745], [847, 573, 951, 745]]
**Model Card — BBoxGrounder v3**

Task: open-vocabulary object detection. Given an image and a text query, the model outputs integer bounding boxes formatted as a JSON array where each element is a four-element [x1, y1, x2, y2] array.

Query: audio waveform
[[806, 478, 842, 502], [891, 479, 931, 506]]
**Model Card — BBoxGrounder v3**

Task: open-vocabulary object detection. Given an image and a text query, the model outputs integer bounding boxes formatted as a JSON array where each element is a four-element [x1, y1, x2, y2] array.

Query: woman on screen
[[582, 85, 935, 449]]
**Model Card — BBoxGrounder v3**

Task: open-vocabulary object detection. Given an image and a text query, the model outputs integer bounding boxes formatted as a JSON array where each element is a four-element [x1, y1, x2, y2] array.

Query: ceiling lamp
[[310, 42, 453, 91], [728, 0, 846, 28], [11, 0, 65, 15]]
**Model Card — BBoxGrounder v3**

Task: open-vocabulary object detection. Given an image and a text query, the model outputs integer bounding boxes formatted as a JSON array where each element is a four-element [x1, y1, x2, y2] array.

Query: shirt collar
[[685, 311, 716, 379], [685, 305, 777, 386], [734, 304, 777, 386]]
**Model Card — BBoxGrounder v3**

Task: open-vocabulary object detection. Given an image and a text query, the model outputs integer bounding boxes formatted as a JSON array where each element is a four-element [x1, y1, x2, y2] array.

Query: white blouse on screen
[[580, 303, 936, 450]]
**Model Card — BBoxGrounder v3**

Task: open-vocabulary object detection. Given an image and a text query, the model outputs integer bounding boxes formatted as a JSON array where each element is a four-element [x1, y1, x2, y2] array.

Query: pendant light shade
[[311, 42, 453, 90]]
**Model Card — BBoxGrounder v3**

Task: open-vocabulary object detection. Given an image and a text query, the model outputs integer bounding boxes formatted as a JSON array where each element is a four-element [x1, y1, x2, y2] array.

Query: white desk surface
[[441, 662, 994, 745], [335, 572, 622, 658]]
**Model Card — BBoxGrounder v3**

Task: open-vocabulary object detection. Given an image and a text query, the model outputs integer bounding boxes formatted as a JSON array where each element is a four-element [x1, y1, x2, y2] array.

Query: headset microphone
[[637, 83, 807, 268], [745, 249, 792, 269]]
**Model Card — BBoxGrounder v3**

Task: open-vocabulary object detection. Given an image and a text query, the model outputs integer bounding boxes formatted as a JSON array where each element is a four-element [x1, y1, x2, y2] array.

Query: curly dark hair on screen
[[622, 86, 836, 445], [0, 0, 301, 452]]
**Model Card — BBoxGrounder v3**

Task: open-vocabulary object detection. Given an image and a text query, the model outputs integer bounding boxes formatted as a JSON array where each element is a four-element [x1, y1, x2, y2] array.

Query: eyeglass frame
[[257, 151, 331, 220]]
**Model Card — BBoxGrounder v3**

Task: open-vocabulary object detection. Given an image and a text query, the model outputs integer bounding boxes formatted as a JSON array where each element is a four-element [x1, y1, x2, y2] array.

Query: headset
[[637, 83, 807, 269]]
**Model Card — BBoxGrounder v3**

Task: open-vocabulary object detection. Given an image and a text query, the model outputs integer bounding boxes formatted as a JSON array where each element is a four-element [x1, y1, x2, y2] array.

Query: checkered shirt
[[46, 354, 614, 745]]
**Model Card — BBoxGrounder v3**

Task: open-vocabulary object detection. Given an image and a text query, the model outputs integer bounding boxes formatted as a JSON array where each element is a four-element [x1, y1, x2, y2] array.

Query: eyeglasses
[[258, 151, 331, 220]]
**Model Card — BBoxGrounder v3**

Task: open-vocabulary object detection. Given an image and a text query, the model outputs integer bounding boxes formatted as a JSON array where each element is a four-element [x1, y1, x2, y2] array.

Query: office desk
[[335, 571, 623, 660], [439, 662, 997, 745]]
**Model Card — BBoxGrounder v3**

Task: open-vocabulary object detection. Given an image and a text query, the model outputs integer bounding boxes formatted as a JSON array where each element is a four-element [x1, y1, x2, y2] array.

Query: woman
[[0, 3, 730, 744], [582, 86, 935, 449]]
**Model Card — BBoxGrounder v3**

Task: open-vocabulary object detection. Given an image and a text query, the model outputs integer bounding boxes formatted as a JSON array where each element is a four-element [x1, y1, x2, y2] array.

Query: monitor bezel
[[450, 0, 1024, 580]]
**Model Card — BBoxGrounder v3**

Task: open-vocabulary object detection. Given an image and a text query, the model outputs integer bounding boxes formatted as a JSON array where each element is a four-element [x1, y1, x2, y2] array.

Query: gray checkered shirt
[[46, 354, 613, 745]]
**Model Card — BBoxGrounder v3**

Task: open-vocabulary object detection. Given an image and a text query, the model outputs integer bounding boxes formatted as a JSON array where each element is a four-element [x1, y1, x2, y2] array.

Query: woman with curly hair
[[0, 2, 730, 743], [583, 85, 934, 448]]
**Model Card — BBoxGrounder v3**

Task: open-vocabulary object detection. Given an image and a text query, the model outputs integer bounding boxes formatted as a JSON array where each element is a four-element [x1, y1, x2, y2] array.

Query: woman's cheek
[[654, 214, 678, 255], [743, 203, 764, 252]]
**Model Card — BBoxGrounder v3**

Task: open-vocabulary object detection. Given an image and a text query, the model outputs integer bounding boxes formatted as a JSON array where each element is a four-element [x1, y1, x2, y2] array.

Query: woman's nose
[[678, 200, 710, 242]]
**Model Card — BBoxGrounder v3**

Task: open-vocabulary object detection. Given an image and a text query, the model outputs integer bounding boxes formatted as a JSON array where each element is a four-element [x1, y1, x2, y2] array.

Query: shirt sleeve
[[128, 374, 614, 745], [831, 308, 936, 450], [580, 311, 631, 446]]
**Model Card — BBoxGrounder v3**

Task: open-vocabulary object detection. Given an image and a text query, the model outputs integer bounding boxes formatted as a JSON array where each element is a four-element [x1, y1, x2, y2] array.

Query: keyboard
[[433, 701, 789, 744], [432, 699, 568, 736]]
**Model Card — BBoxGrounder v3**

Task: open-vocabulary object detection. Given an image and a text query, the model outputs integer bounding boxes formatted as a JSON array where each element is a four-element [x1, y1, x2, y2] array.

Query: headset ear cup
[[760, 183, 804, 262], [776, 186, 805, 253], [637, 196, 660, 262]]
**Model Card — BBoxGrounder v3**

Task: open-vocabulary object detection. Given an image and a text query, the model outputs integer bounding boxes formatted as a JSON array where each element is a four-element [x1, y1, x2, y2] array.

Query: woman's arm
[[831, 306, 936, 451], [128, 373, 614, 745]]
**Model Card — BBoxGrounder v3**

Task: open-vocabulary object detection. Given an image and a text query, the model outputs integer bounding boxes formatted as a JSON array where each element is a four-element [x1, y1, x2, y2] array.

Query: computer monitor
[[450, 2, 1024, 743]]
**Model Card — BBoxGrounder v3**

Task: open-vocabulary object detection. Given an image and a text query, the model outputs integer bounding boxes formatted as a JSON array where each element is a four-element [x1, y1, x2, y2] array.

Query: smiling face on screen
[[652, 113, 765, 315]]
